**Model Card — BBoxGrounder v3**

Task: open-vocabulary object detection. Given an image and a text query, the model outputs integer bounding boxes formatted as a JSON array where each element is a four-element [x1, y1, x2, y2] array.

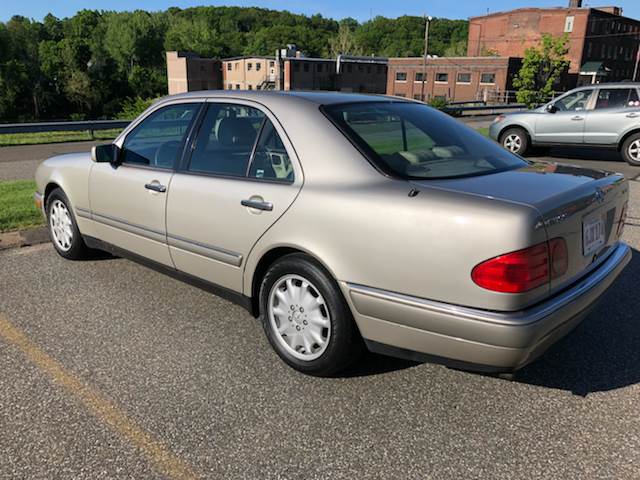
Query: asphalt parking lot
[[1, 141, 640, 478]]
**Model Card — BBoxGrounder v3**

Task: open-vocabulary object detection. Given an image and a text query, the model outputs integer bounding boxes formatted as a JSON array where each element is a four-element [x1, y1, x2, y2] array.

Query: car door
[[584, 87, 640, 145], [534, 88, 595, 144], [165, 100, 302, 292], [88, 101, 202, 266]]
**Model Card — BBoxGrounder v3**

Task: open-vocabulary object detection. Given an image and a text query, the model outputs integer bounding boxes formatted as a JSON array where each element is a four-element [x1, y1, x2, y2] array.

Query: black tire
[[621, 133, 640, 166], [259, 253, 364, 376], [46, 188, 91, 260], [499, 127, 529, 156]]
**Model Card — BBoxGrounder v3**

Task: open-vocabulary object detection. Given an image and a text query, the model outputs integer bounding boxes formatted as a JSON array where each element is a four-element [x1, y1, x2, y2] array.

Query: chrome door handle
[[145, 182, 167, 193], [626, 112, 639, 118], [571, 116, 584, 121], [241, 199, 273, 211]]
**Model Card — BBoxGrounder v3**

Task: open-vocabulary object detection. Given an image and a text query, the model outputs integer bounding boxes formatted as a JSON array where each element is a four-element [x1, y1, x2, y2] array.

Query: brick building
[[467, 0, 640, 86], [166, 51, 222, 95], [386, 56, 522, 102], [167, 46, 387, 94]]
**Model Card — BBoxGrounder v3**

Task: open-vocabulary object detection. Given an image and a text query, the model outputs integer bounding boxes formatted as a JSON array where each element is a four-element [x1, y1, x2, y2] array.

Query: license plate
[[583, 216, 605, 256]]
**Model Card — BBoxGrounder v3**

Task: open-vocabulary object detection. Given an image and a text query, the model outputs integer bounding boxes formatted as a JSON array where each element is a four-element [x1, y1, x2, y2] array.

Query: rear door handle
[[241, 199, 273, 211], [626, 112, 639, 118], [145, 182, 167, 193], [571, 115, 584, 121]]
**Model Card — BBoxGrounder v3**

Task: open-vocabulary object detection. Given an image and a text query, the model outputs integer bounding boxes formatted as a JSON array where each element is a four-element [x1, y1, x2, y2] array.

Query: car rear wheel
[[500, 128, 529, 156], [259, 254, 363, 376], [46, 188, 91, 260], [622, 133, 640, 166]]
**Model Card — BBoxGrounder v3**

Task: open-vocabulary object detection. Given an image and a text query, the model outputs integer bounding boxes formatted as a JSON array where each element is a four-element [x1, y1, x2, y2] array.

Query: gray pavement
[[0, 141, 102, 181], [0, 183, 639, 478]]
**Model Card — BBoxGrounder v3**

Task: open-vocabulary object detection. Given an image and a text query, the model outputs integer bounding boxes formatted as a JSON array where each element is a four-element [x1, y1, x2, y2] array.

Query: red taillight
[[471, 238, 568, 293]]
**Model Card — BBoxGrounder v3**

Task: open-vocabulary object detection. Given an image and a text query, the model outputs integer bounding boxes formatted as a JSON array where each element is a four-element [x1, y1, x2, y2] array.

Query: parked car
[[490, 82, 640, 165], [34, 91, 630, 376]]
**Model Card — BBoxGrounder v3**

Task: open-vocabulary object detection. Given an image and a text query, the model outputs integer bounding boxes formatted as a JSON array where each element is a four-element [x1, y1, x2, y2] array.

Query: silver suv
[[489, 83, 640, 165]]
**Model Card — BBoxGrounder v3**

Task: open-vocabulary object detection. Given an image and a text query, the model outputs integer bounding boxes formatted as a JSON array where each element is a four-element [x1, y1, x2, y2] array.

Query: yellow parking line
[[0, 314, 199, 480]]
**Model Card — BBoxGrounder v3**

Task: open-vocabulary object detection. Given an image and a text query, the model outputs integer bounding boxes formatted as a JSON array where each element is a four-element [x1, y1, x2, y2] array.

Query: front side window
[[595, 88, 640, 109], [396, 72, 407, 82], [555, 89, 593, 111], [323, 102, 526, 180], [188, 104, 264, 177], [122, 103, 200, 168]]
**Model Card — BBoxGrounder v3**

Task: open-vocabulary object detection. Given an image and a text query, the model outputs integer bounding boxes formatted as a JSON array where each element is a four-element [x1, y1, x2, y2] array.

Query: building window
[[235, 84, 240, 90], [317, 64, 323, 72], [256, 62, 261, 71], [358, 65, 364, 72], [248, 85, 253, 90], [294, 62, 300, 72], [227, 63, 232, 71], [227, 84, 233, 90], [413, 94, 423, 101], [248, 62, 252, 71], [269, 61, 275, 68], [303, 63, 309, 72], [457, 73, 472, 84], [435, 73, 448, 83], [480, 73, 496, 84], [414, 72, 425, 82], [564, 16, 574, 33], [395, 72, 407, 82], [235, 62, 239, 70]]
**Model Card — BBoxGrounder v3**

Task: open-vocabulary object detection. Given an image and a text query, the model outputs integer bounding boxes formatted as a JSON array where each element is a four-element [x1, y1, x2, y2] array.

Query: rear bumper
[[341, 241, 631, 372]]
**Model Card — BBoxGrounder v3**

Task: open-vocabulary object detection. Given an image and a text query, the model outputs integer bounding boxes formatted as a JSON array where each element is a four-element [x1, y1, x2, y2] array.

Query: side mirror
[[91, 144, 121, 165], [545, 103, 557, 113]]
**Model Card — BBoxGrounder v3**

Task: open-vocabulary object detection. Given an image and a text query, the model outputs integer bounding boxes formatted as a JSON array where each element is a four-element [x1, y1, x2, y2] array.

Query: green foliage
[[513, 34, 569, 108], [117, 97, 157, 119], [0, 8, 469, 121], [0, 180, 43, 233], [427, 97, 448, 109]]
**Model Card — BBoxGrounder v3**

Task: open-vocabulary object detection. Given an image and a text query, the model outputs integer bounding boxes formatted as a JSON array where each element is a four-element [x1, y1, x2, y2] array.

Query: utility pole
[[420, 15, 432, 102]]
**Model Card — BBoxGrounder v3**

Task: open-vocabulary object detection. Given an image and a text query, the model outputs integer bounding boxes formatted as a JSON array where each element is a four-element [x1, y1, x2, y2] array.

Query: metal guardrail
[[442, 103, 528, 116], [0, 120, 131, 137]]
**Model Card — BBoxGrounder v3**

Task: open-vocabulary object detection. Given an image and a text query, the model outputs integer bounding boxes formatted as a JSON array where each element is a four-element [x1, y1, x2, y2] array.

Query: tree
[[513, 34, 569, 108], [329, 22, 362, 57]]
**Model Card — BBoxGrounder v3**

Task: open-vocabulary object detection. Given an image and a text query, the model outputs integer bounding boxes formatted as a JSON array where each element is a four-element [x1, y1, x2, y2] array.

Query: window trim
[[116, 100, 205, 172], [456, 72, 472, 84], [479, 73, 496, 85], [176, 101, 297, 184], [434, 72, 449, 84], [395, 71, 408, 82]]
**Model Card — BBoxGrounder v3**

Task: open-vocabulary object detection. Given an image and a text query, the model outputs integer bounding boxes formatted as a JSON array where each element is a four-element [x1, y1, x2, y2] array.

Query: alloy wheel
[[503, 134, 522, 153]]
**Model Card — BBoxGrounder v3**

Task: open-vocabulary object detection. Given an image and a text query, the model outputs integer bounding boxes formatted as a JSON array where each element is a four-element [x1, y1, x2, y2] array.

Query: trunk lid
[[411, 161, 628, 294]]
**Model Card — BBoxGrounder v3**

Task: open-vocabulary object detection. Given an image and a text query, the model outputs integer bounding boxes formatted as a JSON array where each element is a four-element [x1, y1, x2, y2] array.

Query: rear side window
[[188, 103, 294, 182], [188, 104, 264, 177], [122, 103, 200, 168], [323, 102, 526, 180], [595, 88, 640, 109]]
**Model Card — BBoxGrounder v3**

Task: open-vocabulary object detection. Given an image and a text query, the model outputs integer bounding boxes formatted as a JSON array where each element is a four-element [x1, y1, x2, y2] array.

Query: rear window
[[323, 102, 527, 179]]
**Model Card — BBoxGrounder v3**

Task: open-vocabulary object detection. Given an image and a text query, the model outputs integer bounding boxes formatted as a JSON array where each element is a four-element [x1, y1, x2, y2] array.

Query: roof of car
[[574, 82, 640, 90], [161, 90, 400, 106]]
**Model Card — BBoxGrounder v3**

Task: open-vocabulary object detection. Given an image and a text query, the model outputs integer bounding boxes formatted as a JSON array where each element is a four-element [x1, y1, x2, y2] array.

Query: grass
[[476, 127, 489, 137], [0, 129, 121, 147], [0, 180, 44, 233]]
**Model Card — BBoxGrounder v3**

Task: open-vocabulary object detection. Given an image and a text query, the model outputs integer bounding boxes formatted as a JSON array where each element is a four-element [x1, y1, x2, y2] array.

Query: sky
[[2, 0, 640, 23]]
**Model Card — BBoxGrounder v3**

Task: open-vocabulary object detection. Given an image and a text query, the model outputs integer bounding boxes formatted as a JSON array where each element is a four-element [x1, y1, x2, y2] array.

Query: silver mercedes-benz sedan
[[34, 91, 630, 376], [489, 82, 640, 165]]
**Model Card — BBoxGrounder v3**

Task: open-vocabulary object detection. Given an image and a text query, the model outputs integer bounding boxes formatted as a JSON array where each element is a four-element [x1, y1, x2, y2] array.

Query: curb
[[0, 226, 49, 251]]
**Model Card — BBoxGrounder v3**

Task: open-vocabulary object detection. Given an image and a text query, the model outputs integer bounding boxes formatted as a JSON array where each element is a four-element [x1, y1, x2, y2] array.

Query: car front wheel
[[259, 254, 363, 376], [46, 188, 91, 260], [500, 128, 529, 156], [622, 133, 640, 166]]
